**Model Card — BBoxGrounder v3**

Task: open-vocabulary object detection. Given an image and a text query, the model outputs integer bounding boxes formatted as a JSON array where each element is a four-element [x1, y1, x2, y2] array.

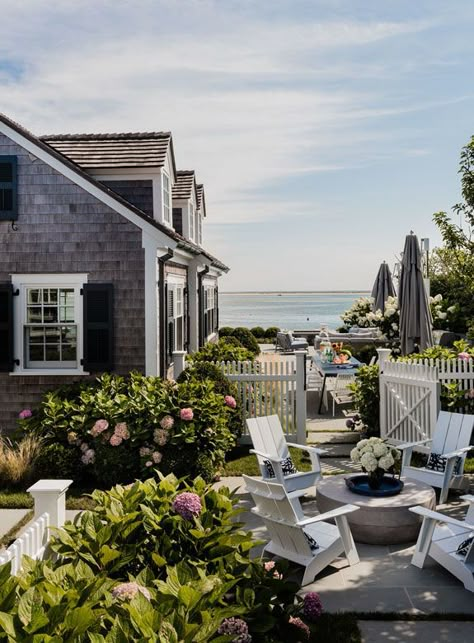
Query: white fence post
[[376, 348, 391, 373], [173, 351, 187, 379], [295, 351, 307, 445], [27, 479, 73, 529]]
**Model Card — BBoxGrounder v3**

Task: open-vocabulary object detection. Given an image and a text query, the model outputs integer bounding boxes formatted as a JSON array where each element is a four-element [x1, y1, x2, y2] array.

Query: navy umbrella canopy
[[398, 234, 433, 355], [371, 261, 396, 313]]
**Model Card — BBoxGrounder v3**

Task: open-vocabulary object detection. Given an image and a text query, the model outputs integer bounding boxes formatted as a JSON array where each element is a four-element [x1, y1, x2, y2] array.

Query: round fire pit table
[[316, 475, 436, 545]]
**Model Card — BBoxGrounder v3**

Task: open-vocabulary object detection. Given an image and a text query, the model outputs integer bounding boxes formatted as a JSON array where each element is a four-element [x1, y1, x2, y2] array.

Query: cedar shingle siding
[[101, 180, 154, 217], [0, 133, 146, 433]]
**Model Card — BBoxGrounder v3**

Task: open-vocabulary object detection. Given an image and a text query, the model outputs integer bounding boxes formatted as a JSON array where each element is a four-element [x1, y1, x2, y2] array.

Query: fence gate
[[217, 351, 307, 444], [379, 361, 440, 443]]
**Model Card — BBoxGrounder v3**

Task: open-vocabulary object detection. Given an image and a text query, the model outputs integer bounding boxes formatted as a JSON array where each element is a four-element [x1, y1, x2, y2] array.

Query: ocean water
[[219, 292, 369, 331]]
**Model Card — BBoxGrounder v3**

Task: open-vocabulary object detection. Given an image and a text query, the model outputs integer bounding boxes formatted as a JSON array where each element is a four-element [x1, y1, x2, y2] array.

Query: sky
[[1, 0, 474, 291]]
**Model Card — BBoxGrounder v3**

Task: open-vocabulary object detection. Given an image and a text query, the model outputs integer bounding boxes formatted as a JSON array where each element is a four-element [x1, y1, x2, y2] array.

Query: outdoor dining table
[[311, 355, 362, 414]]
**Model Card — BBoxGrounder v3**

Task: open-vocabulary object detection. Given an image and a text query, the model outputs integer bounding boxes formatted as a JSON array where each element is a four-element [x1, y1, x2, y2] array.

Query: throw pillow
[[425, 453, 462, 476], [263, 456, 298, 479], [456, 536, 473, 558]]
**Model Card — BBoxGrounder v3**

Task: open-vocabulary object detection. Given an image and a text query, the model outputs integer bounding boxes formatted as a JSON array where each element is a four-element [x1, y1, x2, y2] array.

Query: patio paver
[[358, 620, 474, 642]]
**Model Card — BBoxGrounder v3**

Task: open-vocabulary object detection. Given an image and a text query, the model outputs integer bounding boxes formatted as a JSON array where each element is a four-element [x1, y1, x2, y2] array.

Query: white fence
[[379, 361, 440, 443], [217, 351, 307, 444], [0, 479, 72, 576], [0, 513, 50, 575], [405, 358, 474, 410]]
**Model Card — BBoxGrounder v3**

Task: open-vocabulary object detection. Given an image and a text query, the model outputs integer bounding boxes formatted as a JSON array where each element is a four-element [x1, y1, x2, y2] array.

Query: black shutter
[[184, 286, 189, 351], [0, 283, 14, 372], [0, 156, 18, 221], [214, 285, 219, 332], [82, 283, 114, 372], [167, 288, 175, 360]]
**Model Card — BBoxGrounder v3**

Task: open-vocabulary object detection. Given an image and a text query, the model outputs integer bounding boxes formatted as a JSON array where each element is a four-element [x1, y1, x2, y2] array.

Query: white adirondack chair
[[409, 495, 474, 592], [247, 415, 325, 497], [328, 373, 355, 417], [398, 411, 474, 505], [243, 475, 360, 585]]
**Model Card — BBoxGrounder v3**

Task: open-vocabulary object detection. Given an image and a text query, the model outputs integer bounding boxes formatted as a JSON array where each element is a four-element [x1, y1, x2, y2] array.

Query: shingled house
[[0, 113, 228, 432]]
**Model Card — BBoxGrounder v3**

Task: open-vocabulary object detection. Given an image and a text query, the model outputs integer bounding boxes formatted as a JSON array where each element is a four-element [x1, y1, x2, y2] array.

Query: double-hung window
[[204, 285, 216, 338], [189, 204, 194, 241], [12, 274, 86, 374], [167, 278, 185, 360], [162, 172, 171, 225]]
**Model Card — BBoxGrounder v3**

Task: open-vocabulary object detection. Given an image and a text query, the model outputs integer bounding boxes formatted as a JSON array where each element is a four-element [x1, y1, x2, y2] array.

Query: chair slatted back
[[277, 332, 291, 351], [334, 373, 355, 391], [242, 475, 313, 557], [431, 412, 474, 456], [247, 415, 289, 462], [464, 539, 474, 564]]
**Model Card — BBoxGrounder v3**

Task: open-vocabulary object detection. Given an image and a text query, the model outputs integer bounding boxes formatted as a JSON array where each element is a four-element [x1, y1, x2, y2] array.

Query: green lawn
[[223, 446, 346, 477], [0, 488, 96, 510]]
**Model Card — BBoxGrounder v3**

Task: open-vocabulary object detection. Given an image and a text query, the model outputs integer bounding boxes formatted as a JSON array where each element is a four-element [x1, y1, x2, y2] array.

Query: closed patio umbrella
[[398, 233, 433, 355], [371, 261, 396, 313]]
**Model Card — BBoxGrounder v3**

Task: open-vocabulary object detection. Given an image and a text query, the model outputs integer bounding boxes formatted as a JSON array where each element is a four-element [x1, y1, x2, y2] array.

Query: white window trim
[[189, 203, 195, 242], [166, 275, 186, 354], [10, 273, 88, 376], [162, 171, 172, 226]]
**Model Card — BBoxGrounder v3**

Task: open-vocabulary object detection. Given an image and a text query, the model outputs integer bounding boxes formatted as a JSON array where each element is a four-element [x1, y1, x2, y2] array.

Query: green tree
[[432, 136, 474, 333]]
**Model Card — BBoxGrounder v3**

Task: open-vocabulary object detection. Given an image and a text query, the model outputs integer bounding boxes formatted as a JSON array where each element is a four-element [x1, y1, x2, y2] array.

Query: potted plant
[[350, 437, 401, 490]]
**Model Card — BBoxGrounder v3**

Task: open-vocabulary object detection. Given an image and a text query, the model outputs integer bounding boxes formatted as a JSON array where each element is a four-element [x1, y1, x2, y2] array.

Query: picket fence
[[0, 513, 50, 575], [215, 351, 307, 444], [379, 355, 474, 442], [0, 480, 72, 576]]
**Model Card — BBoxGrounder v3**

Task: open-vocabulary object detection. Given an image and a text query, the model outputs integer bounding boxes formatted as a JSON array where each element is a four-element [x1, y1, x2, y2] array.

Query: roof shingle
[[172, 170, 196, 201], [41, 132, 173, 170]]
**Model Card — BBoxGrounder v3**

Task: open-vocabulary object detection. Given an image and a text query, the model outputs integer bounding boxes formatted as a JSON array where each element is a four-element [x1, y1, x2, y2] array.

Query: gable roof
[[0, 112, 228, 272], [196, 184, 206, 217], [41, 131, 177, 181], [172, 170, 198, 202]]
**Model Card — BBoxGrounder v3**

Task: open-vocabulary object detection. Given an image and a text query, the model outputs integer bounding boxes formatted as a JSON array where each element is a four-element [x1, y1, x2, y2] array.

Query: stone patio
[[215, 477, 474, 615]]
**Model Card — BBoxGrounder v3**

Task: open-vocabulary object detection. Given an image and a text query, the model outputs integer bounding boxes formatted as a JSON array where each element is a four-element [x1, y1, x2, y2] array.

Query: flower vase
[[367, 468, 384, 490]]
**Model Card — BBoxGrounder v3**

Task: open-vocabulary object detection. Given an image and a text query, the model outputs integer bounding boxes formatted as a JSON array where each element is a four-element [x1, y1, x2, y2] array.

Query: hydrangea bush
[[19, 372, 237, 486], [0, 474, 324, 641]]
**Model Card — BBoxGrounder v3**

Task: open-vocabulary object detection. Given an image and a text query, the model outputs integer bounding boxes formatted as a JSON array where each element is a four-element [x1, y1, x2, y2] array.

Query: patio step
[[307, 430, 360, 445]]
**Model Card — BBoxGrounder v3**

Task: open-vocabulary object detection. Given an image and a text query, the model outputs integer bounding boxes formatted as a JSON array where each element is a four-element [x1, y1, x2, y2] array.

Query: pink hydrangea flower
[[160, 415, 174, 430], [110, 434, 122, 447], [458, 352, 471, 361], [224, 395, 237, 409], [217, 618, 251, 643], [172, 492, 202, 520], [153, 428, 169, 446], [90, 419, 109, 437], [111, 582, 151, 601], [81, 448, 95, 465], [180, 408, 194, 421], [80, 442, 90, 453], [139, 446, 152, 457], [18, 409, 32, 420], [114, 422, 129, 440], [288, 616, 310, 641], [152, 451, 162, 464], [264, 560, 282, 579], [468, 388, 474, 399], [303, 591, 323, 621], [145, 460, 153, 467]]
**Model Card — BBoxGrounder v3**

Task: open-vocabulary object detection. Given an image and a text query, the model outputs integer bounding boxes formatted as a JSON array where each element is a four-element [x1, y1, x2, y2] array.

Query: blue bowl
[[345, 474, 404, 497]]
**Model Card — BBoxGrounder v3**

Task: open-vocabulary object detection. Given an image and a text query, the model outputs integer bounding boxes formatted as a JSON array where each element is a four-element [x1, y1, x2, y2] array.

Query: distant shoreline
[[221, 291, 370, 295]]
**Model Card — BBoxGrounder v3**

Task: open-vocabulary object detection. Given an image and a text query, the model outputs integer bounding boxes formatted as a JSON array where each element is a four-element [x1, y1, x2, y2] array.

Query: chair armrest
[[397, 439, 432, 450], [442, 446, 472, 459], [286, 443, 327, 456], [249, 449, 280, 463], [296, 504, 359, 527], [409, 506, 474, 531], [461, 494, 474, 504]]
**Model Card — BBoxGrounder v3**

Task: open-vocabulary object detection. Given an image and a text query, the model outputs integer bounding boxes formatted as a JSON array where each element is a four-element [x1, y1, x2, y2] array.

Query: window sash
[[163, 173, 171, 223]]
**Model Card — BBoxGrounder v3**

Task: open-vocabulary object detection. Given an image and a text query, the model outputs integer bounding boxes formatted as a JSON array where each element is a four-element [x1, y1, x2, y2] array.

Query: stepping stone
[[308, 431, 360, 444]]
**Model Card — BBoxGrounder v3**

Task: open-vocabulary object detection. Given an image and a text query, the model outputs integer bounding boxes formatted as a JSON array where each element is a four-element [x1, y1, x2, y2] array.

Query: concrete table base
[[317, 475, 436, 545]]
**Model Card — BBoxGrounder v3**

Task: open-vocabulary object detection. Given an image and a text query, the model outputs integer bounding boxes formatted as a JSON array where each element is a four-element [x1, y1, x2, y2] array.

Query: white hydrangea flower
[[360, 452, 378, 472], [434, 293, 443, 302], [357, 439, 369, 449], [350, 447, 361, 462], [392, 323, 398, 331], [391, 448, 401, 460], [447, 305, 456, 313], [438, 312, 447, 320], [373, 443, 388, 457], [378, 454, 395, 471]]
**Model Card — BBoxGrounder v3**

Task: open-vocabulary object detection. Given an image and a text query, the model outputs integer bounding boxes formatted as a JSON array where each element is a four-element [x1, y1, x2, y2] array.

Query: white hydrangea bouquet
[[350, 437, 401, 488]]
